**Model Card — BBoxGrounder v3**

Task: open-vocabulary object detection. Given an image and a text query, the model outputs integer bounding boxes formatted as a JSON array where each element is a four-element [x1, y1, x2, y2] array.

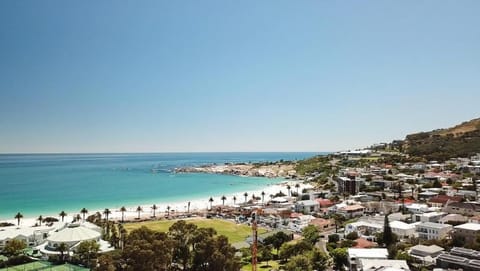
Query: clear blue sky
[[0, 1, 479, 153]]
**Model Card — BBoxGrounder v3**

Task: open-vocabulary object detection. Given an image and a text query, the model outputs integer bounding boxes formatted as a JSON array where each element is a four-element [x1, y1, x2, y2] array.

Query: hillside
[[403, 118, 480, 161]]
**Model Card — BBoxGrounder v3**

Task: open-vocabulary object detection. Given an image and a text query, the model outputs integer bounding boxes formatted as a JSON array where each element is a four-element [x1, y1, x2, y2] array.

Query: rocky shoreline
[[175, 163, 297, 178]]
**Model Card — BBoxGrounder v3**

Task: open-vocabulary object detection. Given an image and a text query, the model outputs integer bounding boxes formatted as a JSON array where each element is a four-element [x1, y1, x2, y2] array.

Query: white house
[[390, 221, 418, 239], [294, 200, 320, 214], [415, 222, 453, 240], [348, 248, 389, 271]]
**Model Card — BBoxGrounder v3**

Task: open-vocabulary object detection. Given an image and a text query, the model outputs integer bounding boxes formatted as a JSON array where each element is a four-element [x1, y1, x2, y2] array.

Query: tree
[[258, 245, 273, 267], [295, 183, 300, 195], [328, 234, 340, 243], [302, 225, 320, 245], [261, 191, 265, 204], [80, 208, 88, 222], [332, 214, 346, 233], [103, 208, 111, 222], [187, 201, 191, 213], [3, 239, 26, 256], [383, 213, 394, 247], [233, 196, 237, 205], [244, 192, 248, 203], [77, 240, 100, 267], [57, 242, 68, 263], [166, 205, 171, 217], [209, 197, 214, 210], [136, 206, 142, 219], [287, 185, 291, 197], [285, 255, 311, 271], [14, 212, 23, 226], [221, 195, 226, 206], [95, 254, 116, 271], [151, 204, 157, 218], [330, 247, 348, 271], [120, 206, 127, 222], [346, 231, 359, 240], [309, 248, 329, 271], [59, 210, 67, 222], [264, 231, 291, 254], [37, 215, 43, 226]]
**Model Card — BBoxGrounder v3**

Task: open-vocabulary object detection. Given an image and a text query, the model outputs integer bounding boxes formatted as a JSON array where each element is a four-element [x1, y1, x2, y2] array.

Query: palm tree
[[37, 215, 43, 226], [14, 212, 23, 226], [59, 211, 67, 222], [136, 206, 142, 219], [295, 183, 300, 195], [166, 206, 171, 217], [221, 195, 226, 206], [75, 214, 81, 222], [244, 192, 248, 203], [57, 242, 68, 263], [151, 204, 158, 218], [233, 196, 237, 205], [187, 201, 191, 214], [80, 208, 88, 222], [120, 206, 127, 222], [103, 208, 111, 222], [261, 191, 266, 204], [286, 185, 291, 197], [209, 197, 214, 210]]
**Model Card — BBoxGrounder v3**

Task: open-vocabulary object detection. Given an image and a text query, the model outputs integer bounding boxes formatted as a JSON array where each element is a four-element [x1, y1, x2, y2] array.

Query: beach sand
[[1, 181, 312, 226]]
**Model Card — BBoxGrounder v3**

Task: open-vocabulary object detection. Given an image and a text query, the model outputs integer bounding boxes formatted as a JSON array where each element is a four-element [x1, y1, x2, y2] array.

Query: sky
[[0, 1, 479, 153]]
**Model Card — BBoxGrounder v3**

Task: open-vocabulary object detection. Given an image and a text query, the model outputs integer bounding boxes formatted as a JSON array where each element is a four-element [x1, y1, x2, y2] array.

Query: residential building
[[348, 248, 388, 271], [409, 244, 444, 264], [428, 195, 463, 208], [453, 223, 480, 245], [359, 259, 410, 271], [437, 247, 480, 271], [294, 200, 320, 214], [416, 222, 453, 240], [337, 176, 363, 195], [443, 202, 480, 216], [414, 212, 446, 223], [338, 204, 366, 218], [390, 221, 418, 239], [438, 214, 468, 225]]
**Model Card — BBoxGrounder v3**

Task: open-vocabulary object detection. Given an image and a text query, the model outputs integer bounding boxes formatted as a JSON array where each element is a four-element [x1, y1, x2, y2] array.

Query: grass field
[[0, 262, 88, 271], [123, 218, 266, 243]]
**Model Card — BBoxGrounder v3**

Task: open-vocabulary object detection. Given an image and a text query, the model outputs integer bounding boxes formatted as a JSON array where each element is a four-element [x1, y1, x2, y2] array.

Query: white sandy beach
[[1, 181, 311, 226]]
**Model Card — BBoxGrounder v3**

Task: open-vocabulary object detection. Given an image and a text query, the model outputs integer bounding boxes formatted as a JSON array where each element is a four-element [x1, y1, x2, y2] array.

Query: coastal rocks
[[175, 163, 297, 178]]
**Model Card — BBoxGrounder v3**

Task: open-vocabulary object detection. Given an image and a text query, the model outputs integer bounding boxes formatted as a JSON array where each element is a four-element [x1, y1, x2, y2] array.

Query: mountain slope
[[403, 118, 480, 161]]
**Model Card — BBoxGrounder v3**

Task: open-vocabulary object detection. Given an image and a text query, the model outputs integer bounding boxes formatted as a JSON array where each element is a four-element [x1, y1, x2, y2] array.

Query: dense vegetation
[[96, 220, 240, 271], [403, 118, 480, 161]]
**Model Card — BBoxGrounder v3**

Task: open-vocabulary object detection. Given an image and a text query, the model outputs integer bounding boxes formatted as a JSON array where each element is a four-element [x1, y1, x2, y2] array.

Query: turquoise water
[[0, 153, 320, 219]]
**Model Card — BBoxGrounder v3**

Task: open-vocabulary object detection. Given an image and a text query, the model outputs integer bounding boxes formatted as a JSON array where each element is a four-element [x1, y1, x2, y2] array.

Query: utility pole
[[251, 212, 258, 271]]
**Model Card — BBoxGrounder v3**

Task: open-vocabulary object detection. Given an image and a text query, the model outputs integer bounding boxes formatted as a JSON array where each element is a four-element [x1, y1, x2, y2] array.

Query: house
[[36, 223, 113, 257], [443, 202, 480, 216], [390, 221, 418, 239], [0, 226, 54, 249], [414, 212, 446, 223], [359, 259, 410, 271], [309, 218, 335, 231], [438, 214, 468, 225], [453, 223, 480, 246], [418, 191, 439, 201], [348, 248, 388, 271], [345, 221, 383, 237], [406, 203, 430, 214], [294, 200, 320, 214], [428, 195, 463, 208], [316, 198, 334, 208], [415, 222, 453, 240], [437, 247, 480, 271], [409, 244, 444, 264], [338, 204, 366, 218]]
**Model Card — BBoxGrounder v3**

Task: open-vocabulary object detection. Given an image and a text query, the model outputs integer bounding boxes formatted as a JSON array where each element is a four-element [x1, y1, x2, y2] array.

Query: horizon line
[[0, 151, 336, 155]]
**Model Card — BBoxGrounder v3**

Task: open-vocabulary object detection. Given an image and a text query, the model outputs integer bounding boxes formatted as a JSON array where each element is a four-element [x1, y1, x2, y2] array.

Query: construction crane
[[251, 211, 258, 271]]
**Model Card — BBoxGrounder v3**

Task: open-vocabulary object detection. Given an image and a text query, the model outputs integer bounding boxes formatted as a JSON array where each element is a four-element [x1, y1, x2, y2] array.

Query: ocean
[[0, 152, 321, 219]]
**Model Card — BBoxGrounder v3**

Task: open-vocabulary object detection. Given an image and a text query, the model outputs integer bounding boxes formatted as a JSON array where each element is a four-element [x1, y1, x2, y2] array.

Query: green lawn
[[123, 218, 266, 243], [242, 261, 281, 271], [0, 262, 88, 271]]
